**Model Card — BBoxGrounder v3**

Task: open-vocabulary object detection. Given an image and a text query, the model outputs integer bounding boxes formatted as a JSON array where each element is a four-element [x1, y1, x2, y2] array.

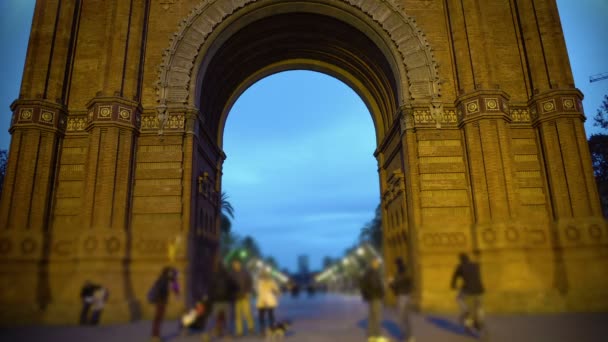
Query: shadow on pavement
[[357, 318, 406, 340], [425, 316, 479, 339]]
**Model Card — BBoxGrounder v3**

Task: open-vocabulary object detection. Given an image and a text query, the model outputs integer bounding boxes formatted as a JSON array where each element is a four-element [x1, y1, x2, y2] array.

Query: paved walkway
[[1, 294, 606, 342]]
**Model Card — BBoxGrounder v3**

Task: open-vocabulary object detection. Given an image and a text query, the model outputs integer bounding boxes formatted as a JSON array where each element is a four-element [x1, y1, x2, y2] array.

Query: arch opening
[[222, 70, 379, 272], [195, 11, 400, 146]]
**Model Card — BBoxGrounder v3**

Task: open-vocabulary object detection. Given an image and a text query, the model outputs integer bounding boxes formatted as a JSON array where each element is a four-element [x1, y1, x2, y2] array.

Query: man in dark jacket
[[360, 258, 385, 340], [206, 261, 238, 338], [231, 260, 254, 336], [389, 258, 414, 342], [451, 252, 484, 331]]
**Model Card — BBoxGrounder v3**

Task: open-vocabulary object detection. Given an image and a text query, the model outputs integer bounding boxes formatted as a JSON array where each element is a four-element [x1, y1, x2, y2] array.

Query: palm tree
[[219, 192, 237, 258], [220, 192, 234, 234]]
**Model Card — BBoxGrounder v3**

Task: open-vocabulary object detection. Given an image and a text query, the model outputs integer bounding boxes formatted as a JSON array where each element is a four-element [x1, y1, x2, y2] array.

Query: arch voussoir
[[156, 0, 442, 110]]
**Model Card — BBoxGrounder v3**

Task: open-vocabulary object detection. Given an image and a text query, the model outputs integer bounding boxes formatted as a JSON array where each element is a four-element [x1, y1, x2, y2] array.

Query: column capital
[[456, 90, 511, 125], [528, 89, 585, 125], [9, 99, 67, 134], [85, 96, 142, 131]]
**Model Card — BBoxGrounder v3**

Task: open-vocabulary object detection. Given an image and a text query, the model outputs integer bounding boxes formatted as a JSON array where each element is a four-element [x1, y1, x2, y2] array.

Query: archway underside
[[196, 12, 400, 146]]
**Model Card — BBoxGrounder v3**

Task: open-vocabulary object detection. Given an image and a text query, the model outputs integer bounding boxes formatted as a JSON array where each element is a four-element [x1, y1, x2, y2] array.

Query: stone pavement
[[1, 294, 606, 342]]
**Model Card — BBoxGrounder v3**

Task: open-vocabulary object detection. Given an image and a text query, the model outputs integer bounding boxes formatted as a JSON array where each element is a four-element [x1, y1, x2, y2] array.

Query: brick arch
[[156, 0, 441, 109]]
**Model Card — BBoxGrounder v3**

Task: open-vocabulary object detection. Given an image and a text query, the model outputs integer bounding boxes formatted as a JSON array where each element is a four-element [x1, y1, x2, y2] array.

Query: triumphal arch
[[1, 0, 607, 324]]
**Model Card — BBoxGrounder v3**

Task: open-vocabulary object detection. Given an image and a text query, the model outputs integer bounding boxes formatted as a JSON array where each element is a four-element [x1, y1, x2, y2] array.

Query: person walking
[[451, 252, 485, 333], [360, 258, 385, 342], [205, 260, 238, 339], [256, 269, 280, 336], [79, 281, 99, 325], [231, 259, 255, 337], [89, 285, 109, 325], [148, 266, 180, 342], [389, 258, 414, 342]]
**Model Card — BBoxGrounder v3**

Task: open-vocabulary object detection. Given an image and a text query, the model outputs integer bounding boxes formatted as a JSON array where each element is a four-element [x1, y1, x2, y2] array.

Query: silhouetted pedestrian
[[451, 252, 485, 333], [148, 266, 180, 342], [389, 258, 414, 342], [204, 259, 238, 339], [79, 281, 99, 325], [89, 285, 109, 325], [360, 258, 385, 341], [231, 259, 254, 336], [256, 269, 280, 336]]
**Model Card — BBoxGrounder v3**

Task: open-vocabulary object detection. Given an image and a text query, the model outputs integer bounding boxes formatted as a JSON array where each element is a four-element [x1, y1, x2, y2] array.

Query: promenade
[[1, 294, 605, 342]]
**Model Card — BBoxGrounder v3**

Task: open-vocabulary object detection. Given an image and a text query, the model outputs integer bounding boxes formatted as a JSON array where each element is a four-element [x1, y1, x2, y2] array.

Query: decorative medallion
[[40, 110, 54, 123], [99, 106, 112, 118], [562, 98, 575, 111], [119, 107, 131, 121], [20, 108, 33, 120], [541, 100, 556, 113], [485, 98, 499, 111], [466, 100, 479, 114]]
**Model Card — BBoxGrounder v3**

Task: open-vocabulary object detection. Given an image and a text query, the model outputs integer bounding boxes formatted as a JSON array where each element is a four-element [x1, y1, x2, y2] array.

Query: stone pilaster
[[458, 91, 518, 224], [42, 96, 142, 324], [0, 99, 66, 323], [531, 89, 608, 311]]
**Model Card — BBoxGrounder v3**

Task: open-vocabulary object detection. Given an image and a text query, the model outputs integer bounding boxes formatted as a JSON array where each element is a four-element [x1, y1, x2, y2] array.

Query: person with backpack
[[389, 258, 414, 342], [451, 252, 485, 333], [203, 259, 238, 340], [360, 258, 385, 341], [148, 266, 180, 342]]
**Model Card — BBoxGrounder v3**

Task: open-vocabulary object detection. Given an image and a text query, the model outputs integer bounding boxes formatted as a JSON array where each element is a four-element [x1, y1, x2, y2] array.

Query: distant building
[[298, 255, 309, 275]]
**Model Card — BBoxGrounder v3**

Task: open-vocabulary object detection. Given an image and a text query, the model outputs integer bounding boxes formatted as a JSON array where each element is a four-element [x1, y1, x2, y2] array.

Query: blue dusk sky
[[1, 1, 607, 272]]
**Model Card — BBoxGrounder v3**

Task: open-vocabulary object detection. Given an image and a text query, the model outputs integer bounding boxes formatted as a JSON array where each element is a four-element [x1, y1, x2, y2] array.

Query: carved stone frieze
[[156, 0, 441, 112], [510, 108, 531, 123], [66, 115, 88, 132]]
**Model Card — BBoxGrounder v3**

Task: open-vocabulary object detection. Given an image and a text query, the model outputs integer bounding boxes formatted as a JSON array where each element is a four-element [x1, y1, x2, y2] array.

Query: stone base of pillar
[[415, 218, 608, 313]]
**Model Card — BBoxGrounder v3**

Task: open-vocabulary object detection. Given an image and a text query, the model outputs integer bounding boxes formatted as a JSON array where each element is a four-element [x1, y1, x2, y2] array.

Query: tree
[[322, 256, 334, 269], [590, 95, 608, 217], [593, 95, 608, 130], [239, 235, 262, 259], [0, 149, 6, 198], [359, 203, 383, 251], [220, 231, 241, 259], [265, 256, 278, 269], [220, 192, 234, 234], [589, 134, 608, 216]]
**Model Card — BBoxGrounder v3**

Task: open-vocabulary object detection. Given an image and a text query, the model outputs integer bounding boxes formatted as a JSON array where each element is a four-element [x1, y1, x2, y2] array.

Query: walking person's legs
[[151, 303, 166, 339], [268, 308, 275, 328], [243, 294, 254, 333], [90, 309, 102, 325], [398, 295, 413, 341], [258, 308, 267, 334], [79, 302, 91, 325], [235, 298, 244, 336], [368, 299, 382, 338]]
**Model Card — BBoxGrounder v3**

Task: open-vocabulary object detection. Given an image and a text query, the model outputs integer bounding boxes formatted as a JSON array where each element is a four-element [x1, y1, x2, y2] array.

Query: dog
[[265, 320, 291, 342]]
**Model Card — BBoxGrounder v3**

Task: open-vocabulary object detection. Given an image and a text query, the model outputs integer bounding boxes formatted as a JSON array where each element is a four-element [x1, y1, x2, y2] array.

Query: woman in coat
[[148, 266, 179, 341], [256, 269, 279, 334]]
